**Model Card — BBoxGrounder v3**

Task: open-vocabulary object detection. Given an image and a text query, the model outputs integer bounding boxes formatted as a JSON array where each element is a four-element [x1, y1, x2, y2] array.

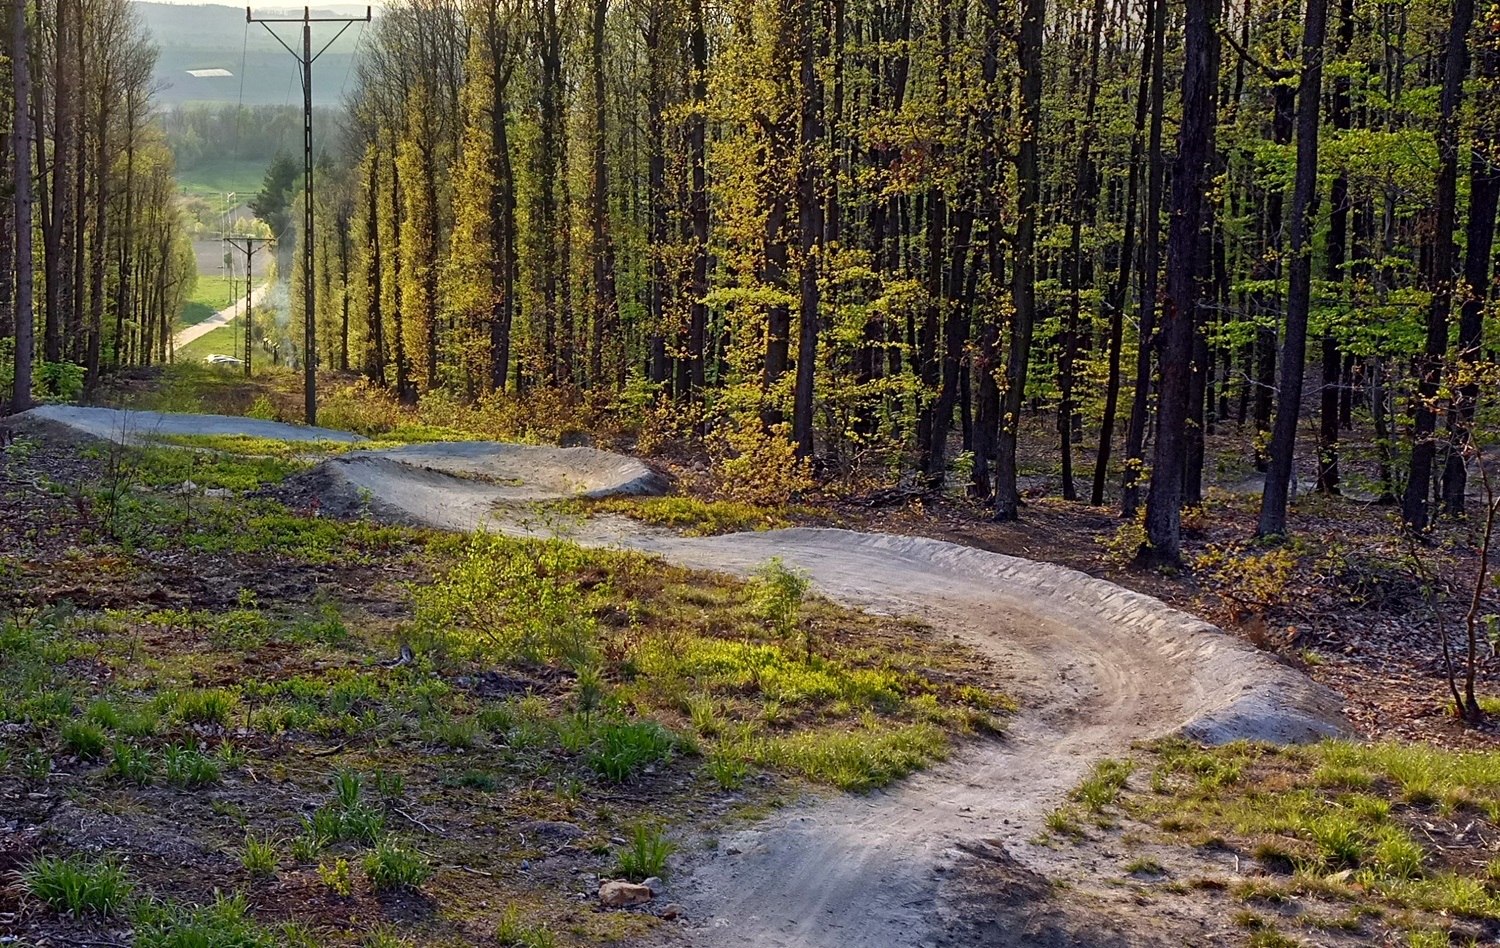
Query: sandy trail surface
[[21, 409, 1351, 947]]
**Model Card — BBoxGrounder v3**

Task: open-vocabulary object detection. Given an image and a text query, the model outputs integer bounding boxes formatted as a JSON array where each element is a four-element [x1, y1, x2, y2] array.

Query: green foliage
[[614, 824, 675, 881], [590, 721, 677, 783], [21, 855, 134, 916], [132, 893, 279, 948], [60, 719, 108, 759], [36, 361, 85, 400], [751, 557, 812, 646], [162, 743, 221, 787], [241, 834, 279, 877], [755, 723, 947, 792], [586, 496, 792, 536], [413, 535, 605, 666], [361, 838, 432, 891], [1071, 759, 1133, 812], [317, 857, 354, 896]]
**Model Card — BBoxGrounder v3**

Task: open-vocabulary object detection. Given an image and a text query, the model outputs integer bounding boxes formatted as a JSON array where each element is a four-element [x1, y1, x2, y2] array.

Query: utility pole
[[248, 4, 370, 425], [224, 235, 273, 377]]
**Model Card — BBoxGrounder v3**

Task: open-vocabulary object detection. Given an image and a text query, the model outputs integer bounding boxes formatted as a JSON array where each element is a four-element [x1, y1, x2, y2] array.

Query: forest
[[3, 0, 1499, 567]]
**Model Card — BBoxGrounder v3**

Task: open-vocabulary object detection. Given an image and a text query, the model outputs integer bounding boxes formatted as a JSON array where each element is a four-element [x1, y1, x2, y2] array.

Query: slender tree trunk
[[1318, 0, 1355, 494], [1121, 0, 1167, 517], [1059, 0, 1105, 502], [1141, 0, 1217, 564], [1092, 0, 1155, 506], [1442, 25, 1500, 516], [589, 0, 619, 389], [994, 0, 1043, 521], [1404, 0, 1476, 533], [10, 0, 33, 411], [687, 0, 709, 396], [1258, 0, 1328, 538], [792, 0, 823, 459]]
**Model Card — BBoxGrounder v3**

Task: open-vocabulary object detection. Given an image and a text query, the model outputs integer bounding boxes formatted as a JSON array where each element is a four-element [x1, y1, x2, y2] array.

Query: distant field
[[176, 319, 243, 365], [175, 159, 270, 202], [178, 275, 241, 328]]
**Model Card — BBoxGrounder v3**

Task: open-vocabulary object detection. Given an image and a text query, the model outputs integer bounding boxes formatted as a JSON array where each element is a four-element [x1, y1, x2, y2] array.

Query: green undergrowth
[[1057, 738, 1500, 945]]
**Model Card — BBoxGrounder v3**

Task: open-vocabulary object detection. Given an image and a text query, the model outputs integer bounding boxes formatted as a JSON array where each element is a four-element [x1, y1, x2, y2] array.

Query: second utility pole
[[248, 4, 370, 425], [224, 234, 272, 376]]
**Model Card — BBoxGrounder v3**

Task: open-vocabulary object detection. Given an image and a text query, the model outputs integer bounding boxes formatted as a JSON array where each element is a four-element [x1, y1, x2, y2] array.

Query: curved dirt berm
[[15, 405, 366, 445], [317, 441, 669, 527]]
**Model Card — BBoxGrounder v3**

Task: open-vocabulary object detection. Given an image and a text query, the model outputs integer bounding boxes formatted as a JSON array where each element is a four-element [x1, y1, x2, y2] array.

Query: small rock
[[610, 836, 627, 845], [522, 820, 584, 840], [642, 876, 665, 896], [598, 880, 653, 908], [204, 487, 234, 499], [660, 903, 685, 920]]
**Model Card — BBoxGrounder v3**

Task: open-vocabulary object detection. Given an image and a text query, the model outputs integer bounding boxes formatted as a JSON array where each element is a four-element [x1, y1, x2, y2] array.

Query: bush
[[711, 418, 813, 507], [589, 721, 676, 783], [21, 855, 134, 916], [614, 824, 674, 881], [362, 838, 432, 891]]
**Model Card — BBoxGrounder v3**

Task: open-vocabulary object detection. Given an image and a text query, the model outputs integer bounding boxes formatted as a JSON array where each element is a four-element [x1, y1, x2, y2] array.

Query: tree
[[250, 152, 300, 241], [1141, 0, 1218, 566], [1257, 0, 1329, 538]]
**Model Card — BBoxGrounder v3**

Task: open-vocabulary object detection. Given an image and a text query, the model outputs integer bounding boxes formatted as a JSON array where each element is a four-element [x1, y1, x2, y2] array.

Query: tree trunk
[[792, 0, 823, 459], [1093, 0, 1156, 506], [1141, 0, 1217, 565], [1258, 0, 1328, 538], [1403, 0, 1476, 533], [1442, 24, 1500, 516], [1318, 0, 1355, 495], [994, 0, 1042, 521], [10, 0, 33, 411], [1120, 0, 1167, 517]]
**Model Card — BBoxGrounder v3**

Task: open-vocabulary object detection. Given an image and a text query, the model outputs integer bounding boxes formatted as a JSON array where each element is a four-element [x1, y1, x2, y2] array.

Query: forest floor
[[4, 363, 1500, 948]]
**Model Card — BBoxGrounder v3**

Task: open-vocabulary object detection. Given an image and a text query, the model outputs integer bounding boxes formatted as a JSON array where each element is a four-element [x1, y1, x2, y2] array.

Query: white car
[[204, 354, 244, 365]]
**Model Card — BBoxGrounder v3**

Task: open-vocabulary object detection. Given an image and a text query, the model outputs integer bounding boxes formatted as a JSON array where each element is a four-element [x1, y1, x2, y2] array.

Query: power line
[[247, 4, 371, 426]]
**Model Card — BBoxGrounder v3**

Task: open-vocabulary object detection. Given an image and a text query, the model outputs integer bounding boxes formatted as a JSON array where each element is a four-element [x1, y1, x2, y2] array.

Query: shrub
[[615, 824, 674, 881], [751, 558, 812, 648], [711, 418, 813, 506], [362, 838, 432, 891], [21, 855, 134, 916], [590, 721, 675, 783]]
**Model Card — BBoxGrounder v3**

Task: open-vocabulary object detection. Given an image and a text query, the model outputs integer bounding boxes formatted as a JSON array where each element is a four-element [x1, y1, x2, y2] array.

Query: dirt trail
[[20, 411, 1351, 948]]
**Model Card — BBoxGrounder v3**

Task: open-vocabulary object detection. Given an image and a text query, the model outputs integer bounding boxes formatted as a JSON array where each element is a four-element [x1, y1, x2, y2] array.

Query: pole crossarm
[[244, 4, 371, 424]]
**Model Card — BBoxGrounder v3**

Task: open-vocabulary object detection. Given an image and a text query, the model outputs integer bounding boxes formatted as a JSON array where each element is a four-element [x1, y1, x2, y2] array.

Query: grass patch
[[1131, 737, 1500, 935], [614, 824, 674, 881], [580, 495, 793, 536], [21, 855, 134, 916]]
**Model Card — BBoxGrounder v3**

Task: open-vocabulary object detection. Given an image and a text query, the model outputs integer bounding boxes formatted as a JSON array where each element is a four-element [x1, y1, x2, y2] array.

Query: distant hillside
[[133, 1, 369, 106]]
